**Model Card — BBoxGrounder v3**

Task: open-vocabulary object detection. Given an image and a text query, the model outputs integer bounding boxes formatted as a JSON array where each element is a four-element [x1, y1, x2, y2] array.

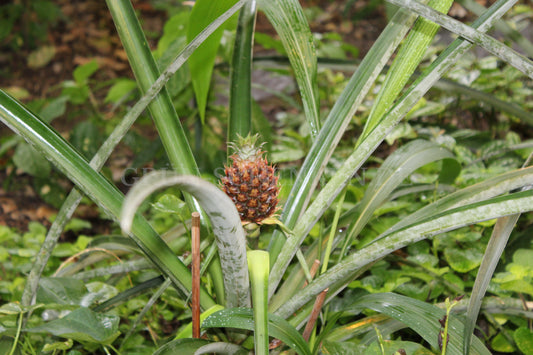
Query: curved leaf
[[120, 171, 250, 308], [340, 139, 459, 255], [202, 307, 311, 355]]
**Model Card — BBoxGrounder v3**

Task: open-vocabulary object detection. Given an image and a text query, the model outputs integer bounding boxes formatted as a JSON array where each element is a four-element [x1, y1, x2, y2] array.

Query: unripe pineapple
[[221, 135, 280, 224]]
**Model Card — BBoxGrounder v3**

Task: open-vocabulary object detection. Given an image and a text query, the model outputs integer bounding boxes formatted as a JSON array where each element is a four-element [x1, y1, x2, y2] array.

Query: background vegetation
[[1, 0, 533, 354]]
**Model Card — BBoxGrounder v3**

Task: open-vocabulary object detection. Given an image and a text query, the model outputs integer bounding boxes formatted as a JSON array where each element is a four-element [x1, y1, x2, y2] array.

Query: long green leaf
[[187, 0, 239, 123], [348, 293, 491, 355], [120, 172, 250, 308], [267, 6, 419, 265], [202, 307, 312, 355], [257, 0, 319, 137], [360, 0, 454, 140], [105, 0, 199, 200], [228, 0, 256, 145], [275, 189, 533, 319], [458, 0, 533, 57], [0, 90, 216, 310], [382, 166, 533, 237], [387, 0, 533, 79], [464, 214, 520, 354], [268, 0, 516, 298]]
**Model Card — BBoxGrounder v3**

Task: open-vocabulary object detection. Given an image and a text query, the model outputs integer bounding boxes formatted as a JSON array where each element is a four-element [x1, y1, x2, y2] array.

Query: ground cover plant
[[1, 0, 533, 354]]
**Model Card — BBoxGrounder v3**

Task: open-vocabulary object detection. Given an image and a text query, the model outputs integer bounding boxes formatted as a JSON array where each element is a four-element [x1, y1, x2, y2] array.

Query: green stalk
[[0, 90, 216, 310], [228, 0, 256, 147], [247, 250, 270, 355], [267, 7, 419, 264]]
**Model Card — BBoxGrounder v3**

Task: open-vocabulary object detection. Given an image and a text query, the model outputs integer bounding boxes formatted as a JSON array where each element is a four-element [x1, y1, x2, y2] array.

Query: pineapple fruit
[[221, 134, 280, 224]]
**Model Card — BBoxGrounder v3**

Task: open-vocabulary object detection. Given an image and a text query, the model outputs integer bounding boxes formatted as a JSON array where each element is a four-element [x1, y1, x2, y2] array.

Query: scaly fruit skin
[[221, 135, 279, 224]]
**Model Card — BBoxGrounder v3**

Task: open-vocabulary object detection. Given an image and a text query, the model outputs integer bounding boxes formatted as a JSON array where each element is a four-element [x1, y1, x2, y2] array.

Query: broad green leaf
[[187, 0, 238, 123], [512, 248, 533, 269], [347, 293, 490, 355], [151, 194, 187, 215], [203, 307, 311, 355], [320, 340, 365, 355], [42, 339, 74, 352], [121, 172, 250, 308], [26, 307, 120, 345], [499, 279, 533, 297], [444, 246, 484, 273], [491, 332, 515, 353], [73, 60, 99, 84], [36, 277, 86, 305], [70, 121, 103, 159], [40, 96, 68, 122], [514, 327, 533, 354], [27, 45, 55, 69], [0, 303, 23, 315], [104, 79, 137, 104], [258, 0, 319, 137]]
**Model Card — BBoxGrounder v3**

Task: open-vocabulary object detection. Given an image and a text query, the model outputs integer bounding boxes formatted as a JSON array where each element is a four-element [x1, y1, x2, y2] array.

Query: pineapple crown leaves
[[227, 133, 266, 162]]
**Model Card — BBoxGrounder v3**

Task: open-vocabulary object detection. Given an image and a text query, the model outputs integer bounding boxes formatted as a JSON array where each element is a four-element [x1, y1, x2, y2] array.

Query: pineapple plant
[[220, 134, 280, 224]]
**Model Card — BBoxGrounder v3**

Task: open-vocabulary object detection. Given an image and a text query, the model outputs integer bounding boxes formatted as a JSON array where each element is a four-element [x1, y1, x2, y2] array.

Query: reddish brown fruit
[[220, 135, 280, 224]]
